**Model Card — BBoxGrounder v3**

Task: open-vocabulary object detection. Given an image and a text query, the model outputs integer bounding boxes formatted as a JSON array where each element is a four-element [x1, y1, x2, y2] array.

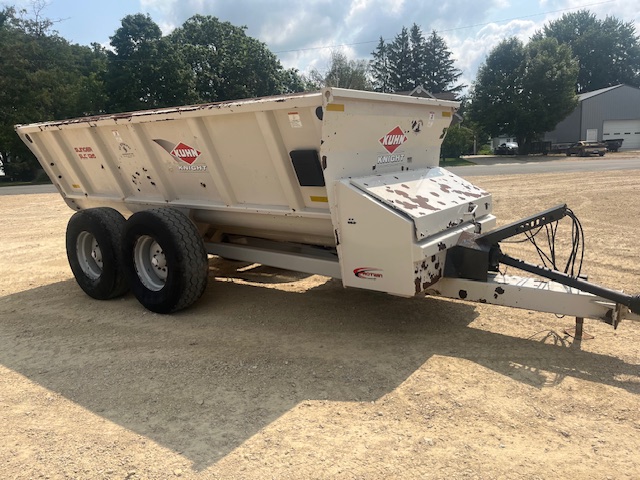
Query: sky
[[6, 0, 640, 89]]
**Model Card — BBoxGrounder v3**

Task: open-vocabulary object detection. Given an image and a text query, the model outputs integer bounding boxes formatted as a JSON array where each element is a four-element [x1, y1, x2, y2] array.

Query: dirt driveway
[[1, 170, 639, 479]]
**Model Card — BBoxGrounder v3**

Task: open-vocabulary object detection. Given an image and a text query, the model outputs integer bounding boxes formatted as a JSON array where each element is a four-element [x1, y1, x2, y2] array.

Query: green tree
[[440, 124, 474, 159], [372, 25, 463, 95], [520, 38, 579, 141], [468, 37, 578, 151], [408, 24, 427, 89], [170, 15, 305, 102], [423, 30, 464, 94], [467, 38, 525, 142], [535, 10, 640, 92], [105, 14, 196, 112], [69, 43, 108, 116], [2, 5, 308, 181], [388, 27, 412, 91], [309, 51, 371, 90], [370, 37, 392, 92], [280, 68, 314, 94], [0, 5, 107, 180]]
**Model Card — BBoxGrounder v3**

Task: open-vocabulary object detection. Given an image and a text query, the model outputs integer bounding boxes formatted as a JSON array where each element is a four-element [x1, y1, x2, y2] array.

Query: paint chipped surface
[[351, 167, 492, 239], [18, 90, 324, 130], [414, 251, 445, 294]]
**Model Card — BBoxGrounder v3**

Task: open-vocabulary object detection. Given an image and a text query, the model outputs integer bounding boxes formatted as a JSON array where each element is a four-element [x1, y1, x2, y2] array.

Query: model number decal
[[75, 146, 96, 159]]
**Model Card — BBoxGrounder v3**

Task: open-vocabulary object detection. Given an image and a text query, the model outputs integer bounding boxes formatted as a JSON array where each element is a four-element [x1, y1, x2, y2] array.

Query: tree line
[[468, 10, 640, 153], [0, 6, 465, 180], [1, 5, 639, 179], [308, 10, 639, 158], [0, 7, 312, 179]]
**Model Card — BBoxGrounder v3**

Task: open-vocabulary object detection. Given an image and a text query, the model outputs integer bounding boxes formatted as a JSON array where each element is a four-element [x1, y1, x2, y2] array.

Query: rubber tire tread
[[122, 208, 208, 314], [66, 207, 129, 300]]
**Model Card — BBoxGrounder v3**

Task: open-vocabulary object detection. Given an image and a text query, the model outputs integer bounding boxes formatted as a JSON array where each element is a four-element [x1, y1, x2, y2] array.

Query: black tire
[[66, 207, 129, 300], [122, 208, 208, 313]]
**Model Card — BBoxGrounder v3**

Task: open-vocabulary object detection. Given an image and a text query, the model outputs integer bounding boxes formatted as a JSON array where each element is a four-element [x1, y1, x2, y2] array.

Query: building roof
[[402, 86, 459, 101], [578, 84, 623, 101]]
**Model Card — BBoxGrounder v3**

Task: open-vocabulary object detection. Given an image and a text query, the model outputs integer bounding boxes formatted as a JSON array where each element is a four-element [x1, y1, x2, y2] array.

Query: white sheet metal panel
[[15, 92, 326, 215], [349, 167, 492, 240], [428, 275, 636, 324], [16, 89, 459, 247], [335, 171, 495, 297], [603, 119, 640, 149]]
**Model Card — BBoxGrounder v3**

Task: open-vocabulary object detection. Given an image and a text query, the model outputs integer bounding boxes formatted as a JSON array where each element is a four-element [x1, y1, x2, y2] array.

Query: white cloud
[[137, 0, 639, 83], [447, 19, 540, 89]]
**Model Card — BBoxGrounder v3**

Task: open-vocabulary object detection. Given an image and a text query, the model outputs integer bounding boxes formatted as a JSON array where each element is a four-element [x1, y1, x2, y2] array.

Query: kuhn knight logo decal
[[170, 142, 201, 164], [154, 139, 202, 165], [379, 126, 407, 154]]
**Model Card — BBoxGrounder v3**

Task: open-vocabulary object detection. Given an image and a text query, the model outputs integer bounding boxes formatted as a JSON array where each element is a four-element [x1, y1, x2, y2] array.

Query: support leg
[[565, 317, 594, 346]]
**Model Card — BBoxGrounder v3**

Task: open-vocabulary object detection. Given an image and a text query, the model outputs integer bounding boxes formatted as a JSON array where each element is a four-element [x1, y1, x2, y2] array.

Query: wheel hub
[[91, 239, 103, 266], [76, 231, 102, 280], [134, 236, 168, 291], [151, 251, 167, 270]]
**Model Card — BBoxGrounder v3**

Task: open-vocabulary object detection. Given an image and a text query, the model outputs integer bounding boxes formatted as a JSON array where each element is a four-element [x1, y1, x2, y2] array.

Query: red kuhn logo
[[170, 142, 201, 164], [354, 267, 384, 280], [153, 139, 201, 165], [379, 126, 407, 154]]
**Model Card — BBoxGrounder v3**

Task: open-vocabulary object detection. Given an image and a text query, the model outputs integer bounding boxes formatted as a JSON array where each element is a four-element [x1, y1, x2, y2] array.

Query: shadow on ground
[[0, 263, 638, 470]]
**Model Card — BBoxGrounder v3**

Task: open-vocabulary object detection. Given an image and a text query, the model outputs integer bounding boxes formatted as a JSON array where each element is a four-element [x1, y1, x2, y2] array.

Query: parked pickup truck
[[565, 141, 606, 157]]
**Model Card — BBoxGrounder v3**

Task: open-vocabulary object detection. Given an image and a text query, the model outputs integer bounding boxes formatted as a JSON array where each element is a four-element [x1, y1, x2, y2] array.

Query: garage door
[[603, 120, 640, 149]]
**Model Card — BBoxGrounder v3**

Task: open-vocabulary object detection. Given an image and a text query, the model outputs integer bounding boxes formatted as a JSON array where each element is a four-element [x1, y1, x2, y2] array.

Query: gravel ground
[[1, 169, 639, 480]]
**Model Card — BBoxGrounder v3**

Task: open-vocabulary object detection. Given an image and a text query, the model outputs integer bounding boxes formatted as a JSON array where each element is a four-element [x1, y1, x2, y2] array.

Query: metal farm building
[[544, 84, 640, 150]]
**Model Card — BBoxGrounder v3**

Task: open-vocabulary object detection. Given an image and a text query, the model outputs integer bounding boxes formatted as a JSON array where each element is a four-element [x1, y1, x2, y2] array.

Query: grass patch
[[0, 180, 30, 187], [439, 157, 476, 167], [0, 179, 52, 187]]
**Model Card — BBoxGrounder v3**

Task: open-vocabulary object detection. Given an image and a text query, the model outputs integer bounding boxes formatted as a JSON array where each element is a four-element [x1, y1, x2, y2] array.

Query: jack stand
[[565, 317, 595, 343]]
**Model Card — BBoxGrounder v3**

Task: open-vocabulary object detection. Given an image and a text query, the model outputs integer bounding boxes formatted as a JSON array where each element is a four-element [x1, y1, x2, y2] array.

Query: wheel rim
[[76, 231, 103, 280], [133, 235, 167, 291]]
